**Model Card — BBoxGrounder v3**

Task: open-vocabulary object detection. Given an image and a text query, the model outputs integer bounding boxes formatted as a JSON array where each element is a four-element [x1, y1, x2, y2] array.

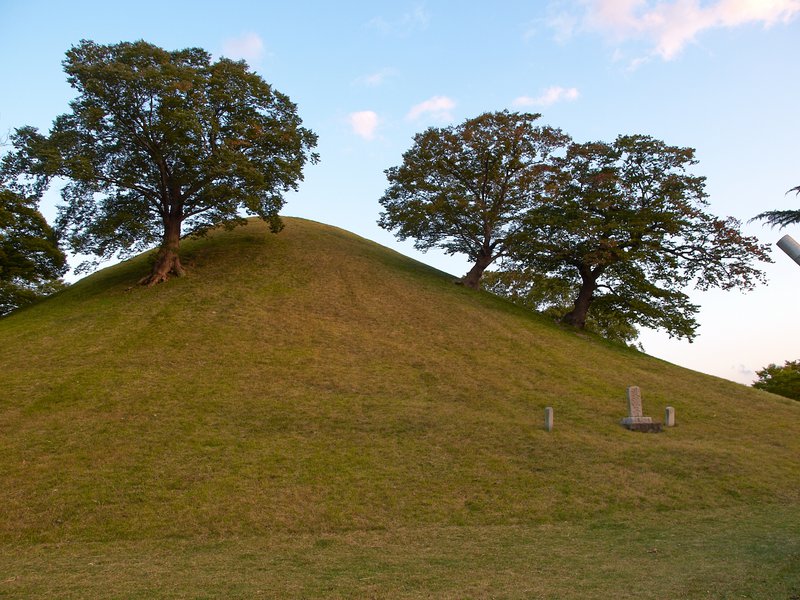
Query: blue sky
[[1, 0, 798, 384]]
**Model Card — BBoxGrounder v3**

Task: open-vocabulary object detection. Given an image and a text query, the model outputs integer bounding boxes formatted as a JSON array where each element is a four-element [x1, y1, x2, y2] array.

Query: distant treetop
[[752, 360, 800, 401], [0, 187, 67, 315]]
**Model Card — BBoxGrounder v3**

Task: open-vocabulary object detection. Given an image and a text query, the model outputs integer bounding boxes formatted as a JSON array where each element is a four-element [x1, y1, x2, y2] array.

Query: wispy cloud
[[546, 9, 581, 42], [355, 68, 397, 87], [733, 363, 756, 381], [368, 4, 431, 35], [222, 32, 266, 64], [513, 86, 580, 108], [548, 0, 800, 61], [348, 111, 380, 140], [406, 96, 456, 121]]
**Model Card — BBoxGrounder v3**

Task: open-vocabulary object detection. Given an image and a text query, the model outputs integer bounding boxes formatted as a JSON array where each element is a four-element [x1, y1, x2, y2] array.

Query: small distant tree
[[2, 40, 318, 286], [378, 110, 568, 289], [752, 360, 800, 401], [500, 135, 771, 340], [0, 188, 67, 315]]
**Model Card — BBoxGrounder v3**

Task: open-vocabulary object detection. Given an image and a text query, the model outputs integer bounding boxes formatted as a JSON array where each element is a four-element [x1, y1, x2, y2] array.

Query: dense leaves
[[751, 185, 800, 229], [0, 188, 67, 315], [496, 135, 771, 340], [378, 111, 568, 288], [752, 360, 800, 401], [2, 40, 318, 284], [483, 269, 640, 345]]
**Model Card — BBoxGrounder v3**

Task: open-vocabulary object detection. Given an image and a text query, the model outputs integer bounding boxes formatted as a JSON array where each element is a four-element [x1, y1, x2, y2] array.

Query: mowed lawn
[[4, 504, 799, 599], [1, 218, 799, 598]]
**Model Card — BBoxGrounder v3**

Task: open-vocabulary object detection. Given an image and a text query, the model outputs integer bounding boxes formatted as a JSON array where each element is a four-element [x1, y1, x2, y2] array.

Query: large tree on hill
[[377, 110, 569, 289], [2, 40, 318, 285], [497, 135, 771, 340], [0, 188, 67, 315]]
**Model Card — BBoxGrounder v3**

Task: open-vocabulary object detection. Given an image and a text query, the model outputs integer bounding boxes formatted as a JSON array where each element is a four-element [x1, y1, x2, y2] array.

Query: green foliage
[[0, 187, 67, 315], [483, 269, 640, 345], [378, 110, 568, 287], [751, 185, 800, 228], [503, 135, 771, 339], [753, 359, 800, 400], [2, 39, 318, 275]]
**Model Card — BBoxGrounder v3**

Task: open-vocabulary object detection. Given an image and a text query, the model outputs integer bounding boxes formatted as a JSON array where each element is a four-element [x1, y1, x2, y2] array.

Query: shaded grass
[[2, 505, 799, 599], [1, 217, 799, 597]]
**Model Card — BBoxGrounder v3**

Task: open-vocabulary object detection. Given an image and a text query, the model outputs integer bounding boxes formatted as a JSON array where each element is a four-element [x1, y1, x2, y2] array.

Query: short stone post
[[544, 407, 554, 432], [665, 406, 675, 427]]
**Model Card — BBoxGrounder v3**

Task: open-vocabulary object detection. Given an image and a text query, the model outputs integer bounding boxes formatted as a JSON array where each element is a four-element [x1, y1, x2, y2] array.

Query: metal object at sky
[[777, 234, 800, 267]]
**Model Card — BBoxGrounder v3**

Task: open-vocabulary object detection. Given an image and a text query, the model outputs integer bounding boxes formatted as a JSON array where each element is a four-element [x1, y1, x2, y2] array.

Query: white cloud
[[513, 86, 580, 107], [367, 16, 391, 33], [552, 0, 800, 61], [222, 32, 266, 64], [524, 3, 579, 43], [348, 111, 380, 140], [547, 10, 581, 42], [407, 5, 431, 29], [627, 55, 651, 71], [368, 4, 431, 35], [355, 68, 397, 87], [406, 96, 456, 121]]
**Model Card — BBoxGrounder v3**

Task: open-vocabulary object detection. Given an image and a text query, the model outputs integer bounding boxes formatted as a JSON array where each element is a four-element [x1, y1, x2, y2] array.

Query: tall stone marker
[[620, 386, 663, 432], [544, 407, 554, 432], [665, 406, 675, 427], [621, 386, 651, 425]]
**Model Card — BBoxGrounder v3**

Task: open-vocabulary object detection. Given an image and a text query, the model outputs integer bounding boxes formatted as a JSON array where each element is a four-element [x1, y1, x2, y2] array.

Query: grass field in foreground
[[4, 506, 799, 599], [1, 217, 799, 598]]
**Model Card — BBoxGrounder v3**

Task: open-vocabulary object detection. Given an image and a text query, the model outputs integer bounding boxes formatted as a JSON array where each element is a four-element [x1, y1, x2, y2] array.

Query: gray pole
[[777, 235, 800, 267]]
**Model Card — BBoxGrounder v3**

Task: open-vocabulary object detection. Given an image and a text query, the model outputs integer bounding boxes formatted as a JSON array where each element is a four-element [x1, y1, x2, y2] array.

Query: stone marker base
[[621, 416, 653, 425], [622, 421, 664, 433]]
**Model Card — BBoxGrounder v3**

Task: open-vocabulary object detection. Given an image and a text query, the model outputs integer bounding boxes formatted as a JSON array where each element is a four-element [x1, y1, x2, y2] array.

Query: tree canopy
[[483, 268, 640, 345], [496, 135, 771, 340], [752, 360, 800, 401], [378, 111, 568, 289], [0, 188, 67, 315], [2, 40, 318, 285]]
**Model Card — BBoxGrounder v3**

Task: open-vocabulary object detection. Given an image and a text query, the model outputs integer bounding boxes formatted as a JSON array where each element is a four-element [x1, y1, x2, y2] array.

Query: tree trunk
[[561, 277, 595, 329], [460, 253, 494, 290], [139, 216, 185, 287]]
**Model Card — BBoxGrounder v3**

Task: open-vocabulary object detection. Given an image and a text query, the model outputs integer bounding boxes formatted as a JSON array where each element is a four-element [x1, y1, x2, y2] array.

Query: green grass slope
[[1, 217, 799, 598]]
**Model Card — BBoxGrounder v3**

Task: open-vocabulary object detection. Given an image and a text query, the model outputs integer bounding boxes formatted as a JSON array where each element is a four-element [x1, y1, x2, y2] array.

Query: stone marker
[[621, 386, 652, 425], [620, 386, 663, 432], [544, 407, 554, 432], [665, 406, 675, 427]]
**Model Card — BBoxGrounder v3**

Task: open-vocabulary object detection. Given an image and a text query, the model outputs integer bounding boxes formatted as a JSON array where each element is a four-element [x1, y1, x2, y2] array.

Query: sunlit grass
[[1, 217, 798, 597]]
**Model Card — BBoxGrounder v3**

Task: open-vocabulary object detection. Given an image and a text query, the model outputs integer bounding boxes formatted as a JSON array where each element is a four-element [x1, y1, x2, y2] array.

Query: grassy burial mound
[[1, 217, 799, 598]]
